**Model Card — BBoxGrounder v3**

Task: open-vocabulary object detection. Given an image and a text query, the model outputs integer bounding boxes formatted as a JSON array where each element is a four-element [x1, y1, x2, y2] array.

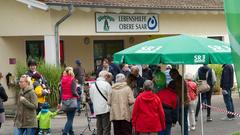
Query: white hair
[[143, 80, 154, 90], [115, 73, 126, 83], [166, 64, 172, 69], [99, 71, 109, 78], [131, 66, 139, 71], [184, 72, 194, 80]]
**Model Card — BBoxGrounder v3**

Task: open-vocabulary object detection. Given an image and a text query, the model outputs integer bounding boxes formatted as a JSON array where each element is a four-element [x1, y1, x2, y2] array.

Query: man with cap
[[73, 59, 86, 85], [73, 59, 86, 114]]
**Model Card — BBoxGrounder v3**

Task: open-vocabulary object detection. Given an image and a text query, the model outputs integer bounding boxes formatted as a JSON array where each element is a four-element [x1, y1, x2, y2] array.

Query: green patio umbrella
[[114, 34, 232, 65], [114, 34, 232, 135]]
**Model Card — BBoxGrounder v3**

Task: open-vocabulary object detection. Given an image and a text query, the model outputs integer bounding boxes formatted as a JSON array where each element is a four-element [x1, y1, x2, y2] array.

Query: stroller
[[80, 81, 96, 135]]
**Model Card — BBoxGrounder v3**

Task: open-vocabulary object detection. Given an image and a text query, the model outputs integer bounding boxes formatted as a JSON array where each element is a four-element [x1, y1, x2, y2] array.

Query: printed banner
[[224, 0, 240, 92], [96, 13, 159, 33]]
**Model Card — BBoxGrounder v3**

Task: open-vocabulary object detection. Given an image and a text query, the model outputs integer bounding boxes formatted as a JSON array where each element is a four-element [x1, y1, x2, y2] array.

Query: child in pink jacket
[[185, 73, 197, 131]]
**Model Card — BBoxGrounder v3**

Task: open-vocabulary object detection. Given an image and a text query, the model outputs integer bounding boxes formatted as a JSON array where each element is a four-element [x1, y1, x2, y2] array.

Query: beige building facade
[[0, 0, 228, 104]]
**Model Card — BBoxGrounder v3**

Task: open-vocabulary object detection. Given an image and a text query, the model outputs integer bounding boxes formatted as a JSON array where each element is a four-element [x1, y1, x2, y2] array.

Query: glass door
[[94, 40, 124, 70]]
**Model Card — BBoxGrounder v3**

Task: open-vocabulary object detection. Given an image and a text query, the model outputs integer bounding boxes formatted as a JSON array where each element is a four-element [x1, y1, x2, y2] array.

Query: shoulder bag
[[197, 80, 210, 93], [95, 82, 108, 102]]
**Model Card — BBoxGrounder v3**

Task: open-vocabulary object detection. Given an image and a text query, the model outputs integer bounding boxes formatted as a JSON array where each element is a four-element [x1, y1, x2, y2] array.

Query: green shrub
[[232, 132, 240, 135], [209, 64, 223, 94], [15, 61, 63, 107]]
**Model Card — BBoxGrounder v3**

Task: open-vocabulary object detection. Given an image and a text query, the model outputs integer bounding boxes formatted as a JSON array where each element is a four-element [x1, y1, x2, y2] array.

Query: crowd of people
[[0, 58, 236, 135]]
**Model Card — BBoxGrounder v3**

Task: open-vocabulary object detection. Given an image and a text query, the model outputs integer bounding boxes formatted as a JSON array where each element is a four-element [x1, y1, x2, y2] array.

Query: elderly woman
[[132, 80, 166, 135], [60, 67, 79, 135], [14, 75, 38, 134], [0, 72, 8, 128], [108, 73, 135, 135]]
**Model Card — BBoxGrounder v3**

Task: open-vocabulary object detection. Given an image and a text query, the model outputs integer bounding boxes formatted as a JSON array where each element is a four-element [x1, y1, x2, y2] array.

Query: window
[[208, 36, 223, 41], [26, 41, 44, 61], [26, 40, 64, 64], [94, 40, 124, 70]]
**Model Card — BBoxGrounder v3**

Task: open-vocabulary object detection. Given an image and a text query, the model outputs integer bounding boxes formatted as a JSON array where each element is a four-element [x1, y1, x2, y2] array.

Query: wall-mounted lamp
[[84, 37, 90, 45], [129, 36, 135, 44]]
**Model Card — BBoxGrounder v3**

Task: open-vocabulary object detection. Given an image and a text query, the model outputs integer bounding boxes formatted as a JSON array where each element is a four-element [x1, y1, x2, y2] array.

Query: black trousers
[[195, 89, 212, 118], [113, 120, 131, 135]]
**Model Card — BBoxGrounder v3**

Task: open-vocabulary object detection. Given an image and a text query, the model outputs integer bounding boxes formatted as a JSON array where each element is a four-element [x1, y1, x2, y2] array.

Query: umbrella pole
[[181, 65, 185, 135], [200, 93, 204, 135]]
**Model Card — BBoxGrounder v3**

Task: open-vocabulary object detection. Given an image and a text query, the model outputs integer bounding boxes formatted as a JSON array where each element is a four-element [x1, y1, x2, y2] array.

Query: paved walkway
[[1, 93, 240, 135]]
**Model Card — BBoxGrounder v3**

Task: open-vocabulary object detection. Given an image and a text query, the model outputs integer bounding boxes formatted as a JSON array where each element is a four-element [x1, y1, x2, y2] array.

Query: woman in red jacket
[[132, 80, 166, 135], [60, 67, 79, 135]]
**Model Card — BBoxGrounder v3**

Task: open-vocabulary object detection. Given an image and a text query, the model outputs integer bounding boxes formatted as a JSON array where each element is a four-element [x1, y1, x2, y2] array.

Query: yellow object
[[32, 79, 46, 104]]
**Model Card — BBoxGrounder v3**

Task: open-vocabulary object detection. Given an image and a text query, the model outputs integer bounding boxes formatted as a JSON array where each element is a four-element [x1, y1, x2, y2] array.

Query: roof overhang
[[44, 1, 224, 14], [16, 0, 49, 11]]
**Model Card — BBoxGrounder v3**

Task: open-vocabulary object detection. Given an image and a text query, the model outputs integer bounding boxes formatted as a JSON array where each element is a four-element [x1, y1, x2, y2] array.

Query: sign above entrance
[[96, 13, 159, 33]]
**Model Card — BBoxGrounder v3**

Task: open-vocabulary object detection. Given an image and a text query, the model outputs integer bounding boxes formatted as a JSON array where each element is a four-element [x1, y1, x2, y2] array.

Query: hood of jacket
[[112, 82, 127, 90], [139, 91, 156, 102]]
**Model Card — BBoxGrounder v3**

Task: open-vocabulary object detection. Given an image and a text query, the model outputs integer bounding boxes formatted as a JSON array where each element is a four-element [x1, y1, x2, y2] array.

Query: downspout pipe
[[55, 4, 73, 66]]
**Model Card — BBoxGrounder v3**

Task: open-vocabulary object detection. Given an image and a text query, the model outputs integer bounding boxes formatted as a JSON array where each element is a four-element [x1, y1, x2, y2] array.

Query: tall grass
[[15, 61, 63, 107], [209, 64, 223, 94]]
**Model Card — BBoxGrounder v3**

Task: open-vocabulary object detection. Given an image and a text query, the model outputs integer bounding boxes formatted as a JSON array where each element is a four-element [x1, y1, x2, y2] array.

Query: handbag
[[197, 80, 210, 93], [62, 98, 77, 111]]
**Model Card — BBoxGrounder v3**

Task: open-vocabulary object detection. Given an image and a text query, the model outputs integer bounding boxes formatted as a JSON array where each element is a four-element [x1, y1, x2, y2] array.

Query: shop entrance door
[[94, 40, 124, 70]]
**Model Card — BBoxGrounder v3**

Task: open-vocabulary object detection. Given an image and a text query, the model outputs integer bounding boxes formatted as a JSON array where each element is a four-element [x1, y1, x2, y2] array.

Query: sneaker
[[195, 116, 198, 122], [190, 126, 196, 131], [221, 117, 233, 121], [207, 116, 213, 122], [89, 113, 96, 118]]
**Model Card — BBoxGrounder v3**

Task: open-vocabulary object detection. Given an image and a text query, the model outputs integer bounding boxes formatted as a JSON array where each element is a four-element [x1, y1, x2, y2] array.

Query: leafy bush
[[15, 61, 63, 107], [209, 64, 223, 94], [232, 132, 240, 135]]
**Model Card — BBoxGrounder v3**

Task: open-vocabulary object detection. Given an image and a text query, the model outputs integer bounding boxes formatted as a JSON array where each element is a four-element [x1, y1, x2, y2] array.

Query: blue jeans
[[160, 123, 172, 135], [179, 106, 189, 135], [223, 89, 235, 118], [14, 128, 35, 135], [89, 102, 94, 114], [159, 131, 165, 135], [63, 110, 76, 135], [77, 99, 81, 112]]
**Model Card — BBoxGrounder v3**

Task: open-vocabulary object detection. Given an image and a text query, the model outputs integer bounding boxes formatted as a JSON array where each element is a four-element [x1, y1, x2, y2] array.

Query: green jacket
[[153, 70, 166, 93], [37, 110, 58, 129]]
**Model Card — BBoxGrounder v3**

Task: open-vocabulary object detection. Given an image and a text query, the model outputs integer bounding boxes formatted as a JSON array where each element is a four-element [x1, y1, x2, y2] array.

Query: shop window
[[94, 40, 124, 70], [208, 36, 223, 41], [26, 40, 64, 64], [26, 40, 44, 61]]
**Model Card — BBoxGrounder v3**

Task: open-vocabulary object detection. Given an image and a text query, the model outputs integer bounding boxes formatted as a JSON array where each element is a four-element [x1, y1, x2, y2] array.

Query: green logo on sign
[[97, 15, 115, 31]]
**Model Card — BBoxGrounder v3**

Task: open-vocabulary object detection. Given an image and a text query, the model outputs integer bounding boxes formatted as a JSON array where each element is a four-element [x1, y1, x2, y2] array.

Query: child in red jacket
[[185, 73, 197, 131]]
